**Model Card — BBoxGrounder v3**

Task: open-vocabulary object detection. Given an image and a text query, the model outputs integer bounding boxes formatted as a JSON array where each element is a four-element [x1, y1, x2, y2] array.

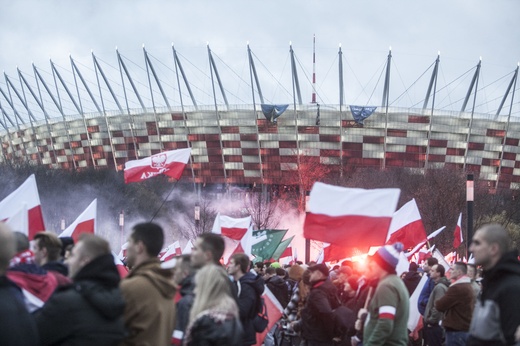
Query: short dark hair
[[255, 262, 265, 269], [275, 268, 286, 277], [454, 261, 467, 275], [231, 253, 250, 273], [265, 266, 276, 275], [198, 233, 225, 265], [426, 257, 438, 267], [131, 222, 164, 257], [435, 264, 445, 277], [34, 232, 62, 261], [78, 234, 110, 260]]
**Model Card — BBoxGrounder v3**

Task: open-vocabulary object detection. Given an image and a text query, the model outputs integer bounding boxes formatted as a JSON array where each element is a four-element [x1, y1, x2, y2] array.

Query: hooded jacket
[[265, 274, 289, 308], [467, 250, 520, 346], [120, 258, 176, 346], [237, 271, 265, 346], [173, 273, 196, 345], [34, 254, 126, 346]]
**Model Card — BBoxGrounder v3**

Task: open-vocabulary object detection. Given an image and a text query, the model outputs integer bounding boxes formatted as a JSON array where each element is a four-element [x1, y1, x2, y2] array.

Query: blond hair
[[189, 264, 238, 324]]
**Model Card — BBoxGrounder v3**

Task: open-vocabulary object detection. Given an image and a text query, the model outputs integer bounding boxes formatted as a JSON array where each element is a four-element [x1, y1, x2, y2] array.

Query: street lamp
[[119, 210, 125, 248], [194, 204, 200, 234]]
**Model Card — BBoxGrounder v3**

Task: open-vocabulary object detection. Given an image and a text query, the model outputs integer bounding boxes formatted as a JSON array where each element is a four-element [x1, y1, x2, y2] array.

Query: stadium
[[0, 44, 519, 190]]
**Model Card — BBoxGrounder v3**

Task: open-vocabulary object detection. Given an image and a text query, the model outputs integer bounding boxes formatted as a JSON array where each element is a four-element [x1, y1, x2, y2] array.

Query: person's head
[[308, 263, 329, 283], [227, 253, 249, 279], [66, 234, 110, 279], [422, 257, 438, 273], [337, 266, 353, 283], [126, 222, 164, 268], [368, 243, 403, 279], [254, 262, 265, 275], [450, 262, 467, 281], [59, 237, 74, 259], [275, 267, 286, 278], [191, 233, 225, 268], [264, 266, 276, 278], [33, 232, 63, 266], [0, 223, 16, 275], [190, 264, 238, 323], [173, 254, 194, 286], [408, 262, 418, 272], [470, 223, 512, 271], [467, 263, 477, 280], [288, 264, 304, 282], [429, 264, 445, 283]]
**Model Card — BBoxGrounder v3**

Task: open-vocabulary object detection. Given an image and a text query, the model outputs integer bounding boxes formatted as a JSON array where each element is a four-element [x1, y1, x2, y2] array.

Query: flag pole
[[150, 180, 179, 223]]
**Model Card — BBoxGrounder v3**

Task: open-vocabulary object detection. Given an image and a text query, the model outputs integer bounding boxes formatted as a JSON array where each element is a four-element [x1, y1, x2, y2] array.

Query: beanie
[[372, 243, 404, 273]]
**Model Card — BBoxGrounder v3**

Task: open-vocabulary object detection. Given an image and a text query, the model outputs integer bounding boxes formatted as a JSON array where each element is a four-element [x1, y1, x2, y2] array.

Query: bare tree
[[180, 197, 217, 240], [243, 192, 281, 230]]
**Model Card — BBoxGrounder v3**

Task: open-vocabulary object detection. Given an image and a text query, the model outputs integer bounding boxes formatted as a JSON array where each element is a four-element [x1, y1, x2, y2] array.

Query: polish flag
[[432, 248, 452, 276], [118, 242, 128, 261], [453, 213, 463, 249], [212, 213, 253, 263], [182, 240, 193, 254], [160, 241, 182, 262], [280, 245, 292, 260], [59, 199, 97, 242], [5, 204, 29, 235], [304, 182, 400, 249], [408, 274, 428, 331], [112, 252, 128, 278], [386, 199, 427, 250], [254, 286, 284, 346], [0, 174, 45, 239], [124, 148, 191, 183]]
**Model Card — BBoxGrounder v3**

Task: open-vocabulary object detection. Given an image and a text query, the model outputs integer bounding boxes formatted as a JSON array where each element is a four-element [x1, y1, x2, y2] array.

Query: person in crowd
[[293, 263, 340, 345], [183, 264, 243, 346], [417, 257, 439, 315], [0, 223, 39, 346], [402, 262, 422, 296], [466, 263, 481, 298], [423, 264, 450, 346], [264, 266, 289, 308], [254, 262, 265, 276], [34, 234, 126, 345], [334, 265, 354, 305], [120, 222, 176, 346], [190, 232, 225, 269], [172, 254, 196, 345], [283, 264, 305, 322], [329, 264, 340, 281], [33, 231, 71, 285], [360, 243, 409, 346], [228, 253, 265, 346], [467, 223, 520, 346], [7, 231, 59, 312], [435, 262, 475, 346]]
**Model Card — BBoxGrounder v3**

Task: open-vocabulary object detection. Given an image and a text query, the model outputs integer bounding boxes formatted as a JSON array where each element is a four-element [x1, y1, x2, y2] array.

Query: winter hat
[[309, 263, 329, 277], [270, 262, 281, 268], [372, 243, 404, 273]]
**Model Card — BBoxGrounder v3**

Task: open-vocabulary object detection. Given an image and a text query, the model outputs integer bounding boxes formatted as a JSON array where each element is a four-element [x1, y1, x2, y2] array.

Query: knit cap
[[372, 243, 404, 273]]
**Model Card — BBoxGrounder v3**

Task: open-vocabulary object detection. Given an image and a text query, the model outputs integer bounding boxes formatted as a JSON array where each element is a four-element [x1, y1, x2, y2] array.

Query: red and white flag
[[124, 148, 191, 183], [432, 248, 452, 276], [182, 240, 193, 254], [112, 252, 128, 278], [0, 174, 45, 239], [160, 241, 182, 262], [59, 199, 97, 242], [212, 213, 253, 264], [5, 204, 29, 236], [118, 242, 128, 261], [386, 199, 427, 249], [254, 287, 284, 346], [304, 182, 400, 249], [453, 213, 463, 249]]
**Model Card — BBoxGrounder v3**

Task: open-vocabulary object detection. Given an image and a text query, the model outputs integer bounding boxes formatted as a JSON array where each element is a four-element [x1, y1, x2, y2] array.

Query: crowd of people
[[0, 221, 520, 346]]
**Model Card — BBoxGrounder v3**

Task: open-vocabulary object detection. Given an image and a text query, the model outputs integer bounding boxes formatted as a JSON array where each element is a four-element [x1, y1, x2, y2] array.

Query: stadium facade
[[0, 45, 519, 190]]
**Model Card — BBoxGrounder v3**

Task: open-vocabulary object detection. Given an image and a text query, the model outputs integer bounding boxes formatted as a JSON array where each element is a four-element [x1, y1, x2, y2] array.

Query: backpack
[[252, 296, 269, 333], [332, 305, 356, 338]]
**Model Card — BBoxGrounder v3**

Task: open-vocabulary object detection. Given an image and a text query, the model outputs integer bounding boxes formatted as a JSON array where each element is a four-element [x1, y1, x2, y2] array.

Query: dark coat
[[237, 272, 265, 346], [467, 250, 520, 346], [185, 310, 243, 346], [265, 275, 289, 308], [402, 270, 422, 296], [34, 254, 126, 346], [0, 275, 39, 346], [301, 278, 340, 343], [42, 261, 69, 276], [174, 273, 196, 343]]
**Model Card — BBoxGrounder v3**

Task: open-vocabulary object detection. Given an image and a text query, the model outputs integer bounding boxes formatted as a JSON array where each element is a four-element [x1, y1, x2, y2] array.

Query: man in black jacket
[[34, 234, 126, 346], [297, 263, 340, 346], [228, 253, 265, 346], [467, 223, 520, 346]]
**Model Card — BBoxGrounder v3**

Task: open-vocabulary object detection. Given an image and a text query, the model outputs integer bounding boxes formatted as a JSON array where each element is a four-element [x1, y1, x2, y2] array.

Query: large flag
[[254, 286, 284, 346], [212, 213, 253, 263], [251, 229, 288, 262], [182, 240, 193, 254], [0, 174, 45, 239], [386, 199, 427, 250], [59, 199, 97, 242], [453, 213, 463, 249], [408, 274, 428, 331], [432, 249, 452, 276], [160, 241, 182, 262], [304, 182, 400, 249], [124, 148, 191, 183], [323, 243, 368, 262], [5, 204, 28, 236], [270, 236, 294, 261]]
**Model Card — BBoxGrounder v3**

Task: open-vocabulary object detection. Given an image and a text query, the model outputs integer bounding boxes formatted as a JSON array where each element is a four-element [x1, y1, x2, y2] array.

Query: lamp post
[[194, 204, 200, 235], [60, 219, 66, 231], [466, 174, 474, 259], [119, 210, 125, 249]]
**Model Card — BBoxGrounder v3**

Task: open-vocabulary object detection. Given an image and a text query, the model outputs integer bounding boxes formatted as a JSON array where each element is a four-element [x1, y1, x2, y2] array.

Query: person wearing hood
[[264, 266, 289, 308], [467, 223, 520, 346], [423, 264, 450, 346], [34, 234, 126, 345], [402, 262, 422, 296], [228, 253, 265, 346], [435, 262, 475, 346], [120, 222, 177, 346]]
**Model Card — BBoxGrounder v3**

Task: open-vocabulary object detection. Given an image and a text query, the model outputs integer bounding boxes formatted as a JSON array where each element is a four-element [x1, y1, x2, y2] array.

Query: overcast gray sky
[[1, 0, 519, 116]]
